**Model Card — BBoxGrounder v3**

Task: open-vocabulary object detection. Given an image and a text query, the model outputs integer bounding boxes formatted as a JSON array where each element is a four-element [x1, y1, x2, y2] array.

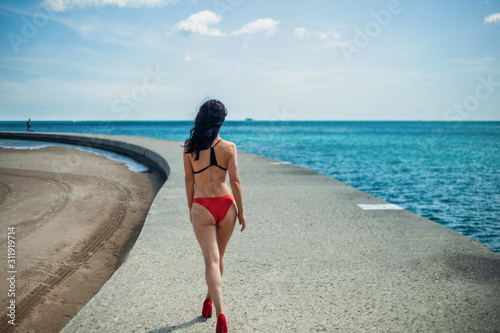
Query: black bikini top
[[193, 139, 228, 174]]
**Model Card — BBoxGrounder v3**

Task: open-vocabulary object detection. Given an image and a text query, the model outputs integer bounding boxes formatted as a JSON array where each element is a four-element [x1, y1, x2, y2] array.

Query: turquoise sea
[[1, 120, 499, 252]]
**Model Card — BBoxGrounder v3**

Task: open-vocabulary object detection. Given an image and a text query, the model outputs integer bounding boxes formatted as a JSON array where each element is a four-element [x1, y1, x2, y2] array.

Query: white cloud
[[484, 13, 500, 24], [52, 16, 142, 48], [450, 57, 500, 74], [170, 10, 226, 36], [57, 17, 133, 39], [292, 27, 342, 42], [232, 18, 279, 36], [185, 51, 192, 62], [42, 0, 178, 11], [317, 29, 341, 41], [293, 27, 306, 40], [451, 57, 495, 64], [0, 55, 147, 81]]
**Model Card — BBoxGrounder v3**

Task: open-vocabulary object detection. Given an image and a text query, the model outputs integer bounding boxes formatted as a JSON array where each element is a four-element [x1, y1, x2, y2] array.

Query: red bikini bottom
[[192, 195, 235, 223]]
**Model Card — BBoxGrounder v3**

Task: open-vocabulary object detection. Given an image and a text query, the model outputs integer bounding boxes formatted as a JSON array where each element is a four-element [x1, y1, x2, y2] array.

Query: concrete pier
[[1, 132, 499, 332]]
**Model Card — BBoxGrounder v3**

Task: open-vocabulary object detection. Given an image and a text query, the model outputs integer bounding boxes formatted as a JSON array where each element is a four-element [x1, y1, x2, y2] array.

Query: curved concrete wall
[[0, 132, 170, 181]]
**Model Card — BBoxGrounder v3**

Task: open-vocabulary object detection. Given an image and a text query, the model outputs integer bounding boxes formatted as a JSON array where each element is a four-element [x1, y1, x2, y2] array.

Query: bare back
[[187, 139, 235, 198]]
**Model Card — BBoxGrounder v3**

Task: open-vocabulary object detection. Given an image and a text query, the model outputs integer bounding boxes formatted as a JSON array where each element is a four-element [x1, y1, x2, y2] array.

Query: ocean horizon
[[1, 120, 499, 252]]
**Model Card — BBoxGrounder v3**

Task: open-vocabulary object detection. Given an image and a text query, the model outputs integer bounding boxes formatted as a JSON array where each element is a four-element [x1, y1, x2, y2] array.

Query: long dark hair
[[185, 99, 227, 160]]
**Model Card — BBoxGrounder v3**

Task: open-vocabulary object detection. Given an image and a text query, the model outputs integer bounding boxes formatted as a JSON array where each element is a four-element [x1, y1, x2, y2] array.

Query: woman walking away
[[184, 99, 246, 333]]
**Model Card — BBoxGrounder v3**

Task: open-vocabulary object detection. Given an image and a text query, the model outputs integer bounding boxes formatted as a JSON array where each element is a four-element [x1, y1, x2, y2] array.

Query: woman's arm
[[227, 143, 246, 231], [183, 150, 194, 209]]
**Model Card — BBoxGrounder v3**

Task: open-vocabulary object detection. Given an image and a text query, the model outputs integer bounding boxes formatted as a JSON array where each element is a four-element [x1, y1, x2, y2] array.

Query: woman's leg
[[205, 204, 237, 301], [191, 204, 224, 315], [192, 203, 238, 316], [217, 204, 238, 277]]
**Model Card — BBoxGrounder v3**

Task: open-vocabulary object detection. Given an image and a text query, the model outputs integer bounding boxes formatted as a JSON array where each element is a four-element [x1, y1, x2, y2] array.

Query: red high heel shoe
[[202, 299, 212, 321], [216, 314, 227, 333]]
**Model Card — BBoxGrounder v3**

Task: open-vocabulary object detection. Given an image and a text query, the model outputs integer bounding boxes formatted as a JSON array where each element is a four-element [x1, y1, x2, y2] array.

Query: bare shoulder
[[221, 139, 237, 151], [220, 140, 237, 163]]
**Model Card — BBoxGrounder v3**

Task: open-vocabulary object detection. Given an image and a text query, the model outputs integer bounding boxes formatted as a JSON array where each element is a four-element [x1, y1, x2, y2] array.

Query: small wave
[[0, 140, 52, 150]]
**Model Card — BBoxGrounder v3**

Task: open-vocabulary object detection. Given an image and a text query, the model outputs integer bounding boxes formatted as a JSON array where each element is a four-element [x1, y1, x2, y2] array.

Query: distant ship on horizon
[[245, 118, 254, 121]]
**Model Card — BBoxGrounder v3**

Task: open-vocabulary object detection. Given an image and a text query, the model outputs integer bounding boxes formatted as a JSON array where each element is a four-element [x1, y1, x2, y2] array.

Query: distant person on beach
[[27, 118, 31, 132], [184, 99, 246, 333]]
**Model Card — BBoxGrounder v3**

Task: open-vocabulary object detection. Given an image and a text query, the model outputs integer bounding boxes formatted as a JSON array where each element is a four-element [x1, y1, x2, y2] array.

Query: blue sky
[[0, 0, 499, 120]]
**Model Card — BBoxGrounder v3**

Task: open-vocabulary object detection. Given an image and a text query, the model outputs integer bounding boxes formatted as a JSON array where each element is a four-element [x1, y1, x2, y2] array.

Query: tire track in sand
[[0, 179, 129, 332], [0, 182, 10, 205], [0, 171, 71, 246]]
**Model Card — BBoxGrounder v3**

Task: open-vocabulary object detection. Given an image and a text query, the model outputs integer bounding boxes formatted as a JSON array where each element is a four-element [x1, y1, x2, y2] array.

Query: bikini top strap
[[210, 144, 217, 166], [192, 139, 225, 174], [211, 139, 222, 148]]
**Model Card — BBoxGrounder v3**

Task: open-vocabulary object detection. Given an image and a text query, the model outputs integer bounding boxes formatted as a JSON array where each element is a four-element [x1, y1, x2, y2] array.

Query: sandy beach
[[0, 146, 161, 332]]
